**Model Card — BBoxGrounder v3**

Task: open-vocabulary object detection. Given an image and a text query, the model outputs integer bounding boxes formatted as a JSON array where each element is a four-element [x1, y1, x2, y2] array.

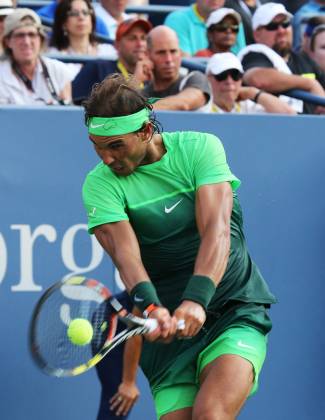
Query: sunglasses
[[11, 31, 39, 40], [67, 9, 92, 18], [263, 19, 291, 31], [210, 23, 239, 34], [214, 69, 243, 82]]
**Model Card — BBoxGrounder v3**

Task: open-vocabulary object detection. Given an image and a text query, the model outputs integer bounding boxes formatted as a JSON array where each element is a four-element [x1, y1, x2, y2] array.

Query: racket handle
[[144, 318, 186, 332]]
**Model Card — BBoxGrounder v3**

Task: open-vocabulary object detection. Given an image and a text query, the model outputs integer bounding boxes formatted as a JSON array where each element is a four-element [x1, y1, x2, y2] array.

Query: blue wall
[[1, 107, 325, 419]]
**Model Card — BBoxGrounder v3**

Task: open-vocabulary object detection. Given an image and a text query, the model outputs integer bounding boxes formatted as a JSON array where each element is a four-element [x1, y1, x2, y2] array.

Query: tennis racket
[[29, 276, 183, 377]]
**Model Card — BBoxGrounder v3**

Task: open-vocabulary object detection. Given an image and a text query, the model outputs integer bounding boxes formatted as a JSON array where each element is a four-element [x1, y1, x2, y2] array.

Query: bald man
[[140, 26, 212, 111]]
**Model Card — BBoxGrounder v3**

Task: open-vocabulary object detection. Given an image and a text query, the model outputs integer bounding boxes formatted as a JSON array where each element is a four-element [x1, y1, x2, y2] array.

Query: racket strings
[[31, 283, 117, 374]]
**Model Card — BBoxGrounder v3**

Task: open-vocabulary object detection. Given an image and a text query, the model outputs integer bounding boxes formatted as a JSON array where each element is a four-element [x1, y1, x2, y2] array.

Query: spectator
[[142, 25, 212, 111], [164, 0, 246, 56], [238, 2, 325, 114], [195, 7, 242, 57], [300, 15, 325, 53], [72, 17, 152, 103], [37, 0, 110, 37], [225, 0, 269, 45], [292, 0, 325, 51], [206, 51, 296, 113], [47, 0, 117, 80], [309, 24, 325, 71], [0, 0, 14, 56], [0, 8, 71, 105], [94, 0, 132, 39], [95, 291, 141, 420]]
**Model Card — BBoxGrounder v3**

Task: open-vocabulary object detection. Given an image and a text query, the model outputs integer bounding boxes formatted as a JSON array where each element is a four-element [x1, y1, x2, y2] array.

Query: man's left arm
[[152, 87, 207, 111], [173, 183, 233, 337], [153, 71, 210, 111]]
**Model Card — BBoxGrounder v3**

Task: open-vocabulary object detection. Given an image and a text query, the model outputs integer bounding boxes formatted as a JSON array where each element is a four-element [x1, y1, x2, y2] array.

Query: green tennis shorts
[[153, 325, 268, 419]]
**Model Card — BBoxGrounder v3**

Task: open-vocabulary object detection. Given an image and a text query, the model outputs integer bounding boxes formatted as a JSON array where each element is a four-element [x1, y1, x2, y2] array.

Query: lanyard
[[193, 4, 205, 22], [117, 60, 130, 79], [40, 59, 65, 105], [11, 58, 65, 105]]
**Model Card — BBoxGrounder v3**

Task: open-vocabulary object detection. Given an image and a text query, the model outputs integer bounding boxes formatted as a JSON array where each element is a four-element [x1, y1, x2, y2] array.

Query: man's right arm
[[94, 221, 151, 291], [94, 221, 177, 340], [243, 67, 325, 97]]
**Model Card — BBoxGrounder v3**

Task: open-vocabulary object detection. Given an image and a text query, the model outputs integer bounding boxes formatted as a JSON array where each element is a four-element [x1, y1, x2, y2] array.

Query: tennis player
[[82, 74, 276, 419]]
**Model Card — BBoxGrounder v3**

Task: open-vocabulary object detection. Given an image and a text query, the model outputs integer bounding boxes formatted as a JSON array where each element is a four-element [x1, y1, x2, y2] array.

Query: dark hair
[[50, 0, 96, 50], [310, 24, 325, 51], [83, 73, 162, 133]]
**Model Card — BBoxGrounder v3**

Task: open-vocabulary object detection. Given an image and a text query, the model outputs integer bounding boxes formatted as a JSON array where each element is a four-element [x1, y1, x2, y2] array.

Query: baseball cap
[[206, 8, 241, 28], [206, 52, 243, 75], [4, 8, 44, 37], [0, 0, 14, 17], [116, 18, 152, 41], [252, 3, 292, 30]]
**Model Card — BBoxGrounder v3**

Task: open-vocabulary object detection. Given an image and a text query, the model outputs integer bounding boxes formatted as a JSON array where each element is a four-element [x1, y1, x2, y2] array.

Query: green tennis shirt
[[83, 131, 275, 310], [83, 131, 276, 389]]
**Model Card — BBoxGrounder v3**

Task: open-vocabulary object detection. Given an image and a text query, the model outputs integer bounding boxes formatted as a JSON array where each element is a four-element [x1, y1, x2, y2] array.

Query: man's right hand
[[134, 57, 154, 84], [145, 306, 178, 342]]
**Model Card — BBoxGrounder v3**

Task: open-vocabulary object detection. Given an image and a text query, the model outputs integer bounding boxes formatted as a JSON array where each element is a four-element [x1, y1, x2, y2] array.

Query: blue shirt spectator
[[292, 0, 325, 51], [37, 0, 110, 36], [164, 1, 246, 56]]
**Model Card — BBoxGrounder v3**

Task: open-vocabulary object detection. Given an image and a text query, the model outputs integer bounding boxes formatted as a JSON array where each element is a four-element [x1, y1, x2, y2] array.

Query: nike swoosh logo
[[88, 207, 96, 217], [89, 123, 105, 129], [134, 295, 144, 302], [165, 199, 183, 214], [237, 340, 255, 350]]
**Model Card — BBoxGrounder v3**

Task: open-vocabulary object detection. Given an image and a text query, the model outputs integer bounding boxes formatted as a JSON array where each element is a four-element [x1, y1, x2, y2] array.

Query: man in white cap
[[0, 8, 71, 105], [206, 51, 295, 113], [195, 7, 242, 57], [238, 2, 325, 114], [0, 0, 14, 55]]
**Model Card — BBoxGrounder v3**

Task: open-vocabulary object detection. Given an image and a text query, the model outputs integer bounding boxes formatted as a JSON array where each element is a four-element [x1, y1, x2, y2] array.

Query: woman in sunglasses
[[195, 8, 242, 57], [48, 0, 117, 79], [206, 52, 296, 114]]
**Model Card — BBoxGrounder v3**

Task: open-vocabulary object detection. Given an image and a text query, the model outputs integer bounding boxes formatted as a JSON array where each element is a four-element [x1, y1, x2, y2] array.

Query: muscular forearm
[[194, 224, 230, 286], [194, 183, 233, 286], [94, 223, 150, 291]]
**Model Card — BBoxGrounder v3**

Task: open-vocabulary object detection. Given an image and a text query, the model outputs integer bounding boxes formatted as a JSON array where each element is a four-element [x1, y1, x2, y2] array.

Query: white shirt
[[94, 3, 131, 39], [211, 99, 266, 114], [0, 56, 71, 105]]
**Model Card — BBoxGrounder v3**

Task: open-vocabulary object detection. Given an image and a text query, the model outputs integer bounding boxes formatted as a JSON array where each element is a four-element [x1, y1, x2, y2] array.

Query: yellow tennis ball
[[67, 318, 93, 346]]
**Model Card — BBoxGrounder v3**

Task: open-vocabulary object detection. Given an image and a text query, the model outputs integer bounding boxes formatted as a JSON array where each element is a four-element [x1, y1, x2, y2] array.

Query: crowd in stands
[[0, 0, 324, 114]]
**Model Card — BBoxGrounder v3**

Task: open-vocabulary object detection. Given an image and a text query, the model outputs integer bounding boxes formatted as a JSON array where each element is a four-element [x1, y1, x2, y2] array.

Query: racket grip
[[144, 319, 185, 332], [145, 318, 158, 332]]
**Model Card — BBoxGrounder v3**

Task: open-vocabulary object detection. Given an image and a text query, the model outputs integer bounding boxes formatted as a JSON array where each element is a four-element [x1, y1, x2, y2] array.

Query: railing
[[43, 54, 325, 107]]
